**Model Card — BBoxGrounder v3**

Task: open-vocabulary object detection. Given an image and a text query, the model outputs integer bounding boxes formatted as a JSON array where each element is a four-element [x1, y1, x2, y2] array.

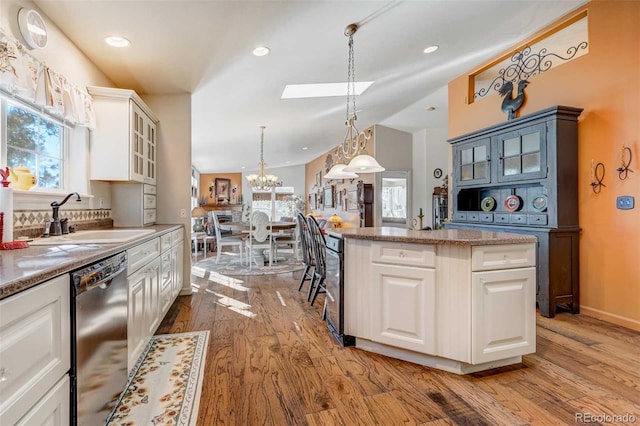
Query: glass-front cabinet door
[[454, 138, 491, 186], [497, 123, 547, 182]]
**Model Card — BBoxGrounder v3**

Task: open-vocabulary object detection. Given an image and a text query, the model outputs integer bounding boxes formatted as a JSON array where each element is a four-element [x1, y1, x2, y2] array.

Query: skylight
[[281, 82, 374, 99]]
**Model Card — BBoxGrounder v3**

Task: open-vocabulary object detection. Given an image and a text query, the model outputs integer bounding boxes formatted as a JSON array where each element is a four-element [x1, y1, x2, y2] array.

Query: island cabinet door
[[370, 264, 436, 354], [471, 267, 536, 364]]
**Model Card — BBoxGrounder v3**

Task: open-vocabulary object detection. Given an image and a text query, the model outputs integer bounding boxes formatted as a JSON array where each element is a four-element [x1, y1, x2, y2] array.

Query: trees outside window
[[5, 102, 64, 189]]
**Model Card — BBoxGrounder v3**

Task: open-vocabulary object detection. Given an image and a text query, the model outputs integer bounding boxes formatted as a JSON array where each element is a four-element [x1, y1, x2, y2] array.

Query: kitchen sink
[[28, 229, 156, 245]]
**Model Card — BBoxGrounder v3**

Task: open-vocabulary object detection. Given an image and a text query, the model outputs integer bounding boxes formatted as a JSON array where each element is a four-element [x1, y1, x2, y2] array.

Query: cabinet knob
[[0, 367, 8, 382]]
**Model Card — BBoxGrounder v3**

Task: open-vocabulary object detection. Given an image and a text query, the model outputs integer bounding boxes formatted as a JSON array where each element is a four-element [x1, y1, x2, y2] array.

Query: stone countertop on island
[[329, 227, 537, 246], [0, 224, 183, 301]]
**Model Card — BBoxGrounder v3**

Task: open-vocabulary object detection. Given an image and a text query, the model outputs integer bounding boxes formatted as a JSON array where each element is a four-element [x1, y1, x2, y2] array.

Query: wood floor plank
[[155, 263, 640, 425]]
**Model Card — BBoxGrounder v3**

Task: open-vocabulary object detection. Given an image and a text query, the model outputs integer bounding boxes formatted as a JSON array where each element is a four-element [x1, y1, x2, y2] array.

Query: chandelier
[[246, 126, 279, 191], [337, 23, 384, 174]]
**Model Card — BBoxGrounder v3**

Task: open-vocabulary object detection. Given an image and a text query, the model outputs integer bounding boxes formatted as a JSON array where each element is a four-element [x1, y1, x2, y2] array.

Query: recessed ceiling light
[[241, 166, 246, 169], [253, 46, 270, 56], [426, 106, 436, 111], [105, 35, 130, 47], [302, 147, 308, 150], [423, 45, 439, 54], [285, 161, 291, 164], [281, 82, 374, 99]]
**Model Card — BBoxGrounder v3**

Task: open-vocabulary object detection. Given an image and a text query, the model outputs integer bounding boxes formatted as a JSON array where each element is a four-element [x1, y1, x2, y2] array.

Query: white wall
[[242, 164, 305, 200], [411, 127, 449, 229], [144, 94, 192, 294]]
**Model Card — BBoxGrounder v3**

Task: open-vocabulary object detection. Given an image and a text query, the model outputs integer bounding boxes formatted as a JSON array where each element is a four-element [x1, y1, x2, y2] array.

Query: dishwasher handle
[[72, 252, 128, 296], [85, 263, 127, 292]]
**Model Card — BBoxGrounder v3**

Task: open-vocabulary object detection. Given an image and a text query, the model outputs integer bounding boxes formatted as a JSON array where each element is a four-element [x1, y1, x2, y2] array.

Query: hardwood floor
[[157, 266, 640, 425]]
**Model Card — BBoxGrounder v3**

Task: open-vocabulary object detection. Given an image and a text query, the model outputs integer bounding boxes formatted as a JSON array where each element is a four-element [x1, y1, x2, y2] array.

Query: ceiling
[[35, 0, 585, 174]]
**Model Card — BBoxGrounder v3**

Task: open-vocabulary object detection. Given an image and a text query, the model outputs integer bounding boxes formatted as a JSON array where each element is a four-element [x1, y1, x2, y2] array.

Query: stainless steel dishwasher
[[70, 251, 128, 426]]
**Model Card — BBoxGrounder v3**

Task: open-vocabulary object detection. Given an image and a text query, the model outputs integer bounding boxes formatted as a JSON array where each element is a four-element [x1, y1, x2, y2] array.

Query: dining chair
[[296, 213, 315, 294], [211, 211, 244, 264], [246, 211, 275, 267], [273, 223, 300, 262], [306, 215, 327, 318]]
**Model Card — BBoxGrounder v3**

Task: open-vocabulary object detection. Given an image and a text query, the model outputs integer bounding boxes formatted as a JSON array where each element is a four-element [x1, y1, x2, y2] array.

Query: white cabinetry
[[0, 275, 70, 425], [369, 242, 436, 354], [112, 183, 157, 227], [126, 237, 160, 371], [126, 228, 184, 372], [345, 237, 536, 374], [171, 229, 184, 298], [88, 86, 158, 184]]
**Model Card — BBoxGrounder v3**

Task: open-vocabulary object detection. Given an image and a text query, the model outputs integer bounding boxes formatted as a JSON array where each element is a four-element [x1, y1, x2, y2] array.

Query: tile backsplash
[[13, 209, 113, 238]]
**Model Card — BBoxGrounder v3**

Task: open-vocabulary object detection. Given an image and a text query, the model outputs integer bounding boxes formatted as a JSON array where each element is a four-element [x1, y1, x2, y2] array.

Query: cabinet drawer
[[143, 194, 156, 209], [371, 242, 436, 268], [127, 238, 160, 274], [471, 243, 536, 271], [0, 275, 70, 425], [15, 376, 69, 426], [160, 233, 172, 252], [494, 214, 510, 224], [527, 214, 548, 226], [467, 213, 480, 222], [143, 184, 156, 195], [171, 228, 184, 245], [454, 212, 467, 221], [479, 213, 493, 223], [509, 214, 527, 225], [143, 209, 156, 225]]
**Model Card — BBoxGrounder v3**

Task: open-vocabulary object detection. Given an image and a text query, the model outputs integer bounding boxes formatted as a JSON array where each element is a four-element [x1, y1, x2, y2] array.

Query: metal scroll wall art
[[616, 145, 634, 180], [474, 41, 589, 119]]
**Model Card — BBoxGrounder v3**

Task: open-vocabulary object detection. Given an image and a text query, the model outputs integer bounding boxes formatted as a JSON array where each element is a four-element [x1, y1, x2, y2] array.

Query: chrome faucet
[[49, 192, 81, 236]]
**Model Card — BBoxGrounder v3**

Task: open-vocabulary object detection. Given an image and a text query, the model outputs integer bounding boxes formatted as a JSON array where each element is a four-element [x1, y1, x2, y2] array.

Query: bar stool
[[306, 215, 327, 319], [296, 213, 315, 294]]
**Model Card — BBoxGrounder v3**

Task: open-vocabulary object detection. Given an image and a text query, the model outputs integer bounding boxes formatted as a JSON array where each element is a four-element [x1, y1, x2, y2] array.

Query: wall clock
[[18, 8, 48, 50], [433, 168, 443, 179]]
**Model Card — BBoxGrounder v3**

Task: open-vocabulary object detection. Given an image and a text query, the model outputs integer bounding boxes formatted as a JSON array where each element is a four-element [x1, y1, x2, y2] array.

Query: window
[[2, 100, 67, 189]]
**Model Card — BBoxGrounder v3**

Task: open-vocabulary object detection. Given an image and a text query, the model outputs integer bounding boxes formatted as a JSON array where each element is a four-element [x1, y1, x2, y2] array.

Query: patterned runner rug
[[107, 331, 209, 426]]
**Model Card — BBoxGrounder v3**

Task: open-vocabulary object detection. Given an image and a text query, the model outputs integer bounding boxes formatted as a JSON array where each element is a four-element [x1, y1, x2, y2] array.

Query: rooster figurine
[[499, 79, 529, 120]]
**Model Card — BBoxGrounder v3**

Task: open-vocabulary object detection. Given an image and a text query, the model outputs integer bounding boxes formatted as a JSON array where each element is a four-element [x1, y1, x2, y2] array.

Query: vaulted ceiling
[[36, 0, 585, 173]]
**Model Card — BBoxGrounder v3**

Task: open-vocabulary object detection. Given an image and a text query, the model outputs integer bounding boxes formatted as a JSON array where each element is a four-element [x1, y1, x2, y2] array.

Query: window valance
[[0, 31, 95, 128]]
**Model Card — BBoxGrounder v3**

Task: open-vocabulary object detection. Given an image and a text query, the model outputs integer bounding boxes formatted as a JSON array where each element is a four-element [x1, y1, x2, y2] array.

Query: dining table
[[220, 221, 298, 266]]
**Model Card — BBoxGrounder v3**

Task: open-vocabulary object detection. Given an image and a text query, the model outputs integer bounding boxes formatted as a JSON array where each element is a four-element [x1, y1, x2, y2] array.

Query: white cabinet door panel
[[370, 264, 435, 353], [15, 376, 69, 426], [0, 275, 70, 425], [471, 267, 536, 363]]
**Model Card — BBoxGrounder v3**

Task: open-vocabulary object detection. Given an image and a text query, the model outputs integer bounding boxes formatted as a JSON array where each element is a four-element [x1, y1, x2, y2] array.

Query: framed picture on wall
[[315, 171, 322, 187], [323, 185, 334, 208], [347, 189, 358, 211], [215, 178, 231, 201], [309, 193, 317, 210]]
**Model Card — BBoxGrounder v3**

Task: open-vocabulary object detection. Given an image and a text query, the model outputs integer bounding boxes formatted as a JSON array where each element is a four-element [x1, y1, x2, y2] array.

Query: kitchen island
[[333, 227, 538, 374]]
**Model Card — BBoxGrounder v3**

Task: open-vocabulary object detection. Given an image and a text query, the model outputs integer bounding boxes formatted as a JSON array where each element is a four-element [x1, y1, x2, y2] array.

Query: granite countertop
[[330, 227, 537, 246], [0, 224, 183, 301]]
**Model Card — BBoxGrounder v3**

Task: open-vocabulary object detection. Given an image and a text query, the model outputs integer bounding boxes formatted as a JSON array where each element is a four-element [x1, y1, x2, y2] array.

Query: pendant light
[[246, 126, 279, 191], [338, 23, 385, 174]]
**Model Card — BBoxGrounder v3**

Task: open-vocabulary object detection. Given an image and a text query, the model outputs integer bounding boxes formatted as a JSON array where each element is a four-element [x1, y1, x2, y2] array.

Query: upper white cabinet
[[88, 86, 158, 184]]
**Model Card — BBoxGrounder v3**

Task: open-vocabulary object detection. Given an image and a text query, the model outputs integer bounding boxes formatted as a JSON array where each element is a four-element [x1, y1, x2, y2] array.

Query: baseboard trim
[[580, 305, 640, 332]]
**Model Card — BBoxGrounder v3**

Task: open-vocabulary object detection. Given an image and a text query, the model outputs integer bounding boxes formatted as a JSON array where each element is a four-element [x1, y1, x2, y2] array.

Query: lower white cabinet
[[370, 263, 436, 354], [126, 227, 185, 372], [171, 229, 184, 299], [345, 238, 537, 373], [127, 238, 161, 371], [471, 267, 536, 364], [15, 376, 69, 426], [0, 275, 70, 425]]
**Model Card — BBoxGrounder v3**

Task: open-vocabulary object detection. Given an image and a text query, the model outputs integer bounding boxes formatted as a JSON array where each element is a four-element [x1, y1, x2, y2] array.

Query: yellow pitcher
[[9, 165, 37, 190]]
